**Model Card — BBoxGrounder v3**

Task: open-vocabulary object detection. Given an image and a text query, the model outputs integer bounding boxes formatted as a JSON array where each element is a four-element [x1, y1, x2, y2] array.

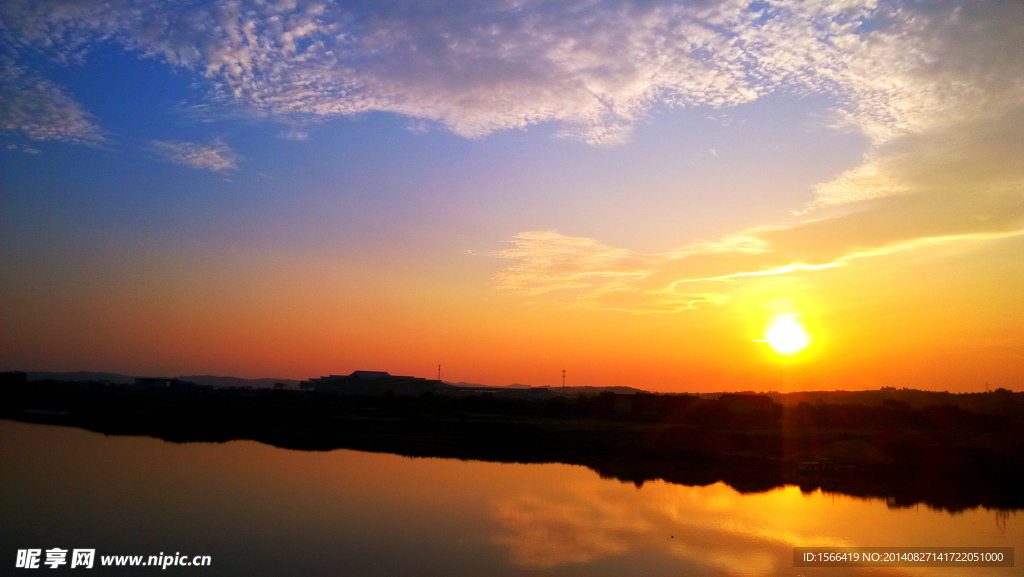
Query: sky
[[1, 0, 1022, 392]]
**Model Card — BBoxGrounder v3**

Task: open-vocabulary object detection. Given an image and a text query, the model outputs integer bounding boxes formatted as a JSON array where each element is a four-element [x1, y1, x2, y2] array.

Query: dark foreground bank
[[3, 379, 1023, 513]]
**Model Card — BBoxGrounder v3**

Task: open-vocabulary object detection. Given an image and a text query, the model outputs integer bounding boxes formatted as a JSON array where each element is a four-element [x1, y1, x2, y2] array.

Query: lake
[[1, 419, 1018, 576]]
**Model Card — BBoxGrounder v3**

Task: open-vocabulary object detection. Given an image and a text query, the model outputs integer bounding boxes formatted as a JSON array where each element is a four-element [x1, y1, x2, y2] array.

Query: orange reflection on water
[[489, 474, 1018, 576], [2, 420, 1019, 577]]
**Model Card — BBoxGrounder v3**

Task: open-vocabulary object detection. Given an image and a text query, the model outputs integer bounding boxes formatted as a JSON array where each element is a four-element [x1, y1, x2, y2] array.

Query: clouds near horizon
[[482, 103, 1024, 312]]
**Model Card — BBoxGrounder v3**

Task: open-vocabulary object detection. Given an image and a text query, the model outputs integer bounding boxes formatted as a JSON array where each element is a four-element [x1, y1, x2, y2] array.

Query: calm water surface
[[1, 420, 1019, 576]]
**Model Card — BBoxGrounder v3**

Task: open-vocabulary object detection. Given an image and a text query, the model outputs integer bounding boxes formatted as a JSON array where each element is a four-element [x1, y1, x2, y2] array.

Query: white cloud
[[277, 128, 309, 141], [0, 58, 105, 145], [147, 138, 240, 172], [2, 0, 1019, 148]]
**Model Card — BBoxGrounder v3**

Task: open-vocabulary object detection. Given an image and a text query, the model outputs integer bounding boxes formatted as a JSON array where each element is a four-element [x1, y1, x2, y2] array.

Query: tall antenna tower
[[438, 364, 442, 382], [562, 369, 566, 391]]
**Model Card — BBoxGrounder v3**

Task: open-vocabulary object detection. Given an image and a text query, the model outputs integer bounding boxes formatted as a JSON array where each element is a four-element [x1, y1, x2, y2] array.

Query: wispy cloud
[[2, 0, 1020, 148], [475, 231, 652, 296], [472, 231, 729, 313], [147, 139, 239, 172], [484, 213, 1022, 314], [0, 58, 105, 145], [477, 231, 730, 313]]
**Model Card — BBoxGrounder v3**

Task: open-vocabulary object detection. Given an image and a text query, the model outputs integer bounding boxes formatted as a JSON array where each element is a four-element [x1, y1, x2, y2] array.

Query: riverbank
[[3, 379, 1022, 512]]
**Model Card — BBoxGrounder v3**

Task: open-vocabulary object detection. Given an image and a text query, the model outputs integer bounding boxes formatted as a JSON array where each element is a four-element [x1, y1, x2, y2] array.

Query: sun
[[765, 317, 810, 354]]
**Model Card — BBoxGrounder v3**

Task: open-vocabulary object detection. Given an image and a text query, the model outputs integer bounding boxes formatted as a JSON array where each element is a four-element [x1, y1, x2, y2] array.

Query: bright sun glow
[[765, 317, 810, 354]]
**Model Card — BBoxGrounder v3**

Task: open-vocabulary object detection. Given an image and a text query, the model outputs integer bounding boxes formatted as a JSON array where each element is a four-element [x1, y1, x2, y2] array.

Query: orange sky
[[1, 0, 1022, 392]]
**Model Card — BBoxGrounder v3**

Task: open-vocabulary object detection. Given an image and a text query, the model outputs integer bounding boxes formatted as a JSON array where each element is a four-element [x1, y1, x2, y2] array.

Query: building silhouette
[[301, 371, 441, 396]]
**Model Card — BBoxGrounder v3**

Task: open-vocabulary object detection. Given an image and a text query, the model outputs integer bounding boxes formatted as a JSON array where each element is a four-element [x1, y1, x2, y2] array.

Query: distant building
[[301, 371, 442, 396], [349, 371, 390, 380]]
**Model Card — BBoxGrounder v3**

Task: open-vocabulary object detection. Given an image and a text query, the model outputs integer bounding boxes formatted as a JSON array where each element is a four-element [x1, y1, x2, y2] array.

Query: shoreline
[[4, 380, 1023, 513]]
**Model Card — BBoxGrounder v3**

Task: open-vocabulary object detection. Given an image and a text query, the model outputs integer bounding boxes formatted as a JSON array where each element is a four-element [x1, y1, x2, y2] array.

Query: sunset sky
[[2, 0, 1021, 392]]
